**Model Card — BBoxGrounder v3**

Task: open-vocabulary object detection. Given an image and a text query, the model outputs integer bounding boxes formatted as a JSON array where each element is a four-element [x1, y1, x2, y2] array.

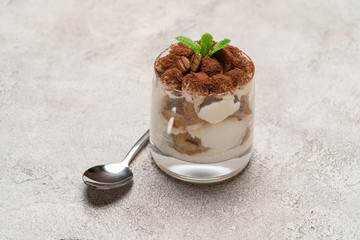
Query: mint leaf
[[200, 33, 213, 57], [208, 38, 231, 56], [175, 36, 201, 54], [176, 34, 231, 57]]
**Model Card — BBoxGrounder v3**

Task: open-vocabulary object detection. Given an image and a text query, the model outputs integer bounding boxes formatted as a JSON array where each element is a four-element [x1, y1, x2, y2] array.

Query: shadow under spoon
[[83, 130, 149, 190]]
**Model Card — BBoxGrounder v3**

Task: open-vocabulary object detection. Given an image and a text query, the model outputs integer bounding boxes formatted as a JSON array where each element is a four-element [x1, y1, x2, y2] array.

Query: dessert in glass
[[150, 34, 255, 183]]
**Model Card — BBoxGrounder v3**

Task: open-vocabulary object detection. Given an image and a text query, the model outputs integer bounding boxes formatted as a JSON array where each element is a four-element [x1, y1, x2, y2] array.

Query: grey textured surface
[[1, 0, 360, 239]]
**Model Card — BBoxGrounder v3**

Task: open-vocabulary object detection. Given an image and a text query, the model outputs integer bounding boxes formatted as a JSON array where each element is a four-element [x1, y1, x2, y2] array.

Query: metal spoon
[[83, 130, 149, 189]]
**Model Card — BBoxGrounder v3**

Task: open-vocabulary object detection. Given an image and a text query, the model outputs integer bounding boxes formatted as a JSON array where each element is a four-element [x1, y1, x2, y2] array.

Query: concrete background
[[1, 0, 359, 239]]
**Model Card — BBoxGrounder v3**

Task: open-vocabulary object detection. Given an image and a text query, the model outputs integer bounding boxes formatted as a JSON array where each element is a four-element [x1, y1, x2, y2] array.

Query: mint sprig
[[175, 36, 201, 54], [176, 33, 231, 57]]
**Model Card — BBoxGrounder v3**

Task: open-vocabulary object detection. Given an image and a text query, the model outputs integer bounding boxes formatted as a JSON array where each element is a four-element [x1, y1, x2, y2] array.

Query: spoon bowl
[[82, 130, 149, 190], [83, 163, 133, 189]]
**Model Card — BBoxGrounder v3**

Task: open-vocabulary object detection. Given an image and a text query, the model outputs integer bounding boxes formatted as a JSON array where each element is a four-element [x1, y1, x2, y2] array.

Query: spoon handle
[[123, 129, 150, 165]]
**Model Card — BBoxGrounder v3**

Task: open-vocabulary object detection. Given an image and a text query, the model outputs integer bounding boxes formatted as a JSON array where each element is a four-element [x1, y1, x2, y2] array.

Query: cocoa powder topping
[[156, 54, 178, 72], [182, 72, 211, 94], [170, 43, 194, 58], [155, 42, 254, 94], [209, 74, 233, 93], [225, 68, 250, 87], [213, 48, 233, 71], [201, 56, 223, 77], [182, 72, 233, 94], [161, 68, 183, 90]]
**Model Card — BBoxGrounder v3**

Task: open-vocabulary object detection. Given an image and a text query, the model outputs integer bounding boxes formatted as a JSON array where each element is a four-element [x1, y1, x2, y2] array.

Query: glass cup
[[150, 47, 255, 183]]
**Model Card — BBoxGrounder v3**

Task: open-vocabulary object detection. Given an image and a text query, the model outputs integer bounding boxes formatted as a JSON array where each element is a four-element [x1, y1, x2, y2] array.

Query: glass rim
[[154, 44, 255, 97]]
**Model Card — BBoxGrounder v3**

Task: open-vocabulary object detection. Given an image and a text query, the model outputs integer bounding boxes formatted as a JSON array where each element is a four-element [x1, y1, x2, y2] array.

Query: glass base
[[150, 141, 252, 183]]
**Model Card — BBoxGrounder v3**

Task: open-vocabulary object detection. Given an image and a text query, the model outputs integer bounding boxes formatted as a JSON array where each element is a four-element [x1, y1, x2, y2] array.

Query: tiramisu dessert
[[150, 33, 255, 182]]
